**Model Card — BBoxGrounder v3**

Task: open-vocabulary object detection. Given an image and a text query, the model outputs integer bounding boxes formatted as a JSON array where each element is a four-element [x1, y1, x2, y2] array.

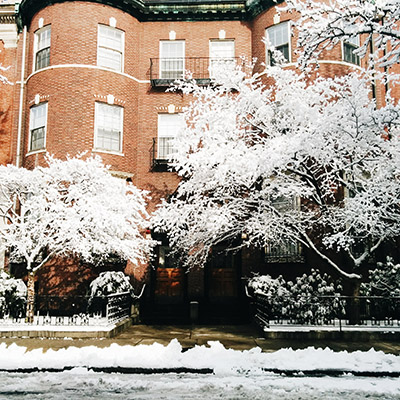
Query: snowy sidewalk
[[1, 324, 400, 355], [0, 339, 400, 378]]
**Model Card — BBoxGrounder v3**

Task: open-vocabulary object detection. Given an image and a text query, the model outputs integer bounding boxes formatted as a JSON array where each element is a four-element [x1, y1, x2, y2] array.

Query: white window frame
[[209, 39, 235, 77], [94, 102, 123, 153], [342, 36, 361, 66], [97, 24, 125, 72], [159, 40, 185, 80], [29, 103, 48, 152], [265, 21, 291, 65], [157, 113, 183, 159], [33, 25, 51, 72]]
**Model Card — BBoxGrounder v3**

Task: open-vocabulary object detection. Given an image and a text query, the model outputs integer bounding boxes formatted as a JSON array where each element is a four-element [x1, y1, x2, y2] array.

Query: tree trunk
[[348, 279, 361, 325], [26, 272, 35, 323]]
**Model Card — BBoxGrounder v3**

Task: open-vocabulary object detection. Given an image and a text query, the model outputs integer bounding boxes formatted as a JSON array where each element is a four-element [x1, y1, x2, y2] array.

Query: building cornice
[[0, 5, 16, 24], [16, 0, 276, 29]]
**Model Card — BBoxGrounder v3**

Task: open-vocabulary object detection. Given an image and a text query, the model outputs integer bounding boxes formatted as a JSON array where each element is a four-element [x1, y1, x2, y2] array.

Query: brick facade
[[0, 0, 398, 323]]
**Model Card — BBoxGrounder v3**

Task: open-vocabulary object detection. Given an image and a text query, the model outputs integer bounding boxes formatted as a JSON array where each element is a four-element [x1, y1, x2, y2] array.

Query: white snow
[[0, 341, 399, 399], [0, 340, 399, 375], [0, 370, 398, 400]]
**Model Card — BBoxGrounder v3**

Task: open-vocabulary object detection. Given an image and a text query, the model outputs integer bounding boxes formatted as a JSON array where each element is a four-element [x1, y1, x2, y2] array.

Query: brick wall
[[0, 39, 17, 165]]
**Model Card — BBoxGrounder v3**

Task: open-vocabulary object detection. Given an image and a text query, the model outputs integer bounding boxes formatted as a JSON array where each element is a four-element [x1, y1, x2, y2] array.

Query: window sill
[[92, 148, 124, 157], [26, 149, 46, 157]]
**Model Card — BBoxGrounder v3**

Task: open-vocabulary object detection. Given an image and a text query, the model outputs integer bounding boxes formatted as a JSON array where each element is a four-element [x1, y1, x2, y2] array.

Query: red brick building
[[0, 0, 397, 323]]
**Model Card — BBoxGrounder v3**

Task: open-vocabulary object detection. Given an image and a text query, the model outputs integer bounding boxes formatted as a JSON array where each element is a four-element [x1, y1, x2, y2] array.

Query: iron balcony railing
[[150, 57, 244, 87], [265, 241, 305, 263], [150, 137, 175, 171]]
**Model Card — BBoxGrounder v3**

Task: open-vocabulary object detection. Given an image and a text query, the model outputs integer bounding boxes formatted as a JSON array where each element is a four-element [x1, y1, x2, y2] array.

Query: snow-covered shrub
[[88, 271, 133, 315], [0, 272, 27, 319], [361, 258, 400, 298], [360, 258, 400, 319], [248, 269, 344, 324]]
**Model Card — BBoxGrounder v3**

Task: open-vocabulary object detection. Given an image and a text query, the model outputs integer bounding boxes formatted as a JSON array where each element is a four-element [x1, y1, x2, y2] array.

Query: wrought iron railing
[[149, 57, 244, 86], [0, 292, 132, 326], [106, 292, 131, 324], [150, 137, 175, 171], [251, 292, 400, 328], [265, 241, 305, 263]]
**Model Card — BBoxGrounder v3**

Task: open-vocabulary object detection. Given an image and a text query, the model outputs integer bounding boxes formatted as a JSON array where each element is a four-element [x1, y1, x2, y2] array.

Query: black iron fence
[[0, 292, 132, 326], [252, 292, 400, 328]]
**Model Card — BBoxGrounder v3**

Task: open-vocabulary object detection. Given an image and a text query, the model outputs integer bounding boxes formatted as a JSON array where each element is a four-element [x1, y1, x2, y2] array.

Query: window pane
[[31, 104, 47, 130], [160, 41, 184, 58], [98, 25, 124, 71], [35, 26, 51, 71], [210, 40, 234, 59], [36, 47, 50, 70], [99, 25, 123, 52], [266, 22, 290, 64], [30, 103, 47, 151], [267, 23, 288, 47], [344, 42, 360, 65], [98, 47, 122, 71], [30, 127, 45, 151], [95, 103, 122, 152], [37, 27, 51, 51], [157, 114, 183, 159], [160, 41, 184, 79]]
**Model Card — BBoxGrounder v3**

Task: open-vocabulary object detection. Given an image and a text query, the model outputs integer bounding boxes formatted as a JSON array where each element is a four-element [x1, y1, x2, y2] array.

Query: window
[[265, 195, 304, 263], [209, 40, 235, 77], [157, 113, 183, 159], [94, 103, 123, 152], [160, 41, 185, 79], [265, 22, 290, 65], [29, 103, 47, 152], [34, 26, 51, 71], [343, 36, 360, 65], [97, 25, 124, 71]]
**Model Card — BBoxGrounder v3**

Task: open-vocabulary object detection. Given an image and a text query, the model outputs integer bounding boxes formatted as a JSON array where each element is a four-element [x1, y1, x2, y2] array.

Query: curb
[[1, 366, 399, 377]]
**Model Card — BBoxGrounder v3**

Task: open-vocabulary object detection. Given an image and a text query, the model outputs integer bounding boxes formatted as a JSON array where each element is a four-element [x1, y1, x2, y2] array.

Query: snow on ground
[[0, 339, 399, 374], [0, 369, 399, 400], [0, 340, 399, 399]]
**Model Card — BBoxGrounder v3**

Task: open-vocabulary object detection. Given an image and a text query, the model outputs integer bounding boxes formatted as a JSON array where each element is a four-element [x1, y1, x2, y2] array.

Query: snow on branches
[[0, 155, 155, 274], [152, 67, 400, 281], [284, 0, 400, 69]]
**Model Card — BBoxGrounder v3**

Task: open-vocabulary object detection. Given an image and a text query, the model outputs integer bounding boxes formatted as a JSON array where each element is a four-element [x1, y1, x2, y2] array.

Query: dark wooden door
[[207, 248, 239, 300]]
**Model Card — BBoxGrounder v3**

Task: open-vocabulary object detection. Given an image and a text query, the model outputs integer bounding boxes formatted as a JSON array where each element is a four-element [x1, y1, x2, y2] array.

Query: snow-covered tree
[[284, 0, 400, 69], [152, 67, 400, 291], [0, 65, 11, 85], [0, 155, 154, 321]]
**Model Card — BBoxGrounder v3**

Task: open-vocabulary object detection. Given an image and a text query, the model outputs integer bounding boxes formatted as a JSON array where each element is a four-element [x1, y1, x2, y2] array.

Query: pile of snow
[[0, 340, 399, 374]]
